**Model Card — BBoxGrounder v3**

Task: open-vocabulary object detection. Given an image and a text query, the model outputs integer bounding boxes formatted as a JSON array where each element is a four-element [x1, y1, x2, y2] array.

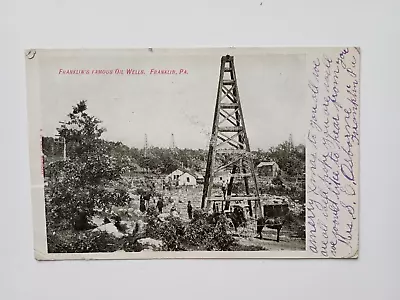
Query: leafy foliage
[[44, 117, 305, 180], [185, 210, 235, 251], [271, 176, 283, 186], [47, 180, 131, 230], [145, 205, 186, 251], [253, 142, 305, 178], [145, 208, 235, 251], [56, 100, 105, 160], [45, 101, 131, 231], [47, 230, 143, 253], [47, 230, 119, 253]]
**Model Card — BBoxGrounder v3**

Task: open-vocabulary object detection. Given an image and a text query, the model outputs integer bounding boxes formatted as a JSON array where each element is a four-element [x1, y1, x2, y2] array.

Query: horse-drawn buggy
[[223, 196, 290, 242]]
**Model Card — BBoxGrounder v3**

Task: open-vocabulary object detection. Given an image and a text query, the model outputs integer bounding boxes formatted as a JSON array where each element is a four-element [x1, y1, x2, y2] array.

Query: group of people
[[137, 178, 230, 219], [167, 200, 193, 219], [139, 193, 193, 219], [139, 193, 152, 213], [139, 193, 166, 213]]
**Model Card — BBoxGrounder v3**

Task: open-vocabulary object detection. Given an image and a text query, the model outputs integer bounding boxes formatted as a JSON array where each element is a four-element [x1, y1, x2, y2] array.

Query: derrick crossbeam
[[201, 55, 261, 218]]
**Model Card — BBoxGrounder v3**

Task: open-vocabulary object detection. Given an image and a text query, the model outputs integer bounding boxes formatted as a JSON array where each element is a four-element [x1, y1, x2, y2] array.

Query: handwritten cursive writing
[[306, 48, 360, 258]]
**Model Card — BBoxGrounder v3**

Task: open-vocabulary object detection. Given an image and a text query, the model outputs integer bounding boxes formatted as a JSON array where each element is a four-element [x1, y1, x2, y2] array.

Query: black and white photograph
[[25, 47, 359, 259]]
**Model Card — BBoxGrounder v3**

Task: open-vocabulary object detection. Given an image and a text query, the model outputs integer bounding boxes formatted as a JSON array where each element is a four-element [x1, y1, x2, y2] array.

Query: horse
[[256, 203, 290, 242], [226, 205, 247, 232], [256, 217, 284, 242]]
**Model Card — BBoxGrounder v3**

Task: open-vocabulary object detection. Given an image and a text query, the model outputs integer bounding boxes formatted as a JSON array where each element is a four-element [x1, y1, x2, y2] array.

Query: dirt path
[[234, 230, 305, 251]]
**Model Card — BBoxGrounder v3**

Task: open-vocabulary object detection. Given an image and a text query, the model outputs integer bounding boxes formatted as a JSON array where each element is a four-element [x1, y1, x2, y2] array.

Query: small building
[[194, 172, 204, 184], [178, 171, 197, 186], [165, 168, 200, 186], [257, 161, 280, 177], [165, 168, 184, 183], [214, 170, 230, 184]]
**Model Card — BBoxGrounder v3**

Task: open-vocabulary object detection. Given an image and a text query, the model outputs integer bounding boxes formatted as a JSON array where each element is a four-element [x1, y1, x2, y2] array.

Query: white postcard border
[[25, 47, 360, 260]]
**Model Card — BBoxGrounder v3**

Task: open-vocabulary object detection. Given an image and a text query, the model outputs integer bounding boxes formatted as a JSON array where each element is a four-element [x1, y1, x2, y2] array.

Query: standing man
[[143, 192, 151, 210], [139, 195, 146, 213], [187, 200, 193, 219], [157, 198, 164, 213], [221, 180, 227, 200]]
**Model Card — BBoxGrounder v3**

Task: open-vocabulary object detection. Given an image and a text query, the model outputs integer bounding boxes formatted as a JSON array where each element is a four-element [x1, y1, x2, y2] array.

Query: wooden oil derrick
[[144, 133, 148, 158], [201, 55, 261, 218], [170, 133, 176, 149]]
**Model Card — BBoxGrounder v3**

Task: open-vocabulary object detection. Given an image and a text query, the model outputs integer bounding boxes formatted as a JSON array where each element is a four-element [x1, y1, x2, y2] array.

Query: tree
[[46, 101, 130, 230], [57, 100, 106, 160], [266, 140, 305, 178]]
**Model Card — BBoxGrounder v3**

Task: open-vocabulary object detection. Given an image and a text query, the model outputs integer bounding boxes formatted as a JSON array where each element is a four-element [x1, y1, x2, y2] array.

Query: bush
[[47, 228, 147, 253], [121, 235, 143, 252], [46, 177, 131, 230], [146, 213, 186, 251], [284, 210, 306, 239], [145, 208, 235, 251], [211, 215, 235, 250], [47, 230, 119, 253], [146, 205, 159, 219], [143, 207, 237, 252], [159, 216, 186, 251], [271, 176, 283, 186], [184, 209, 235, 251], [184, 210, 214, 247]]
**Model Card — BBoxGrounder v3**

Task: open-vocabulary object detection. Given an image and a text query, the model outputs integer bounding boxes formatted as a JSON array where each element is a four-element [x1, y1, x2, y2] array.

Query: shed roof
[[181, 171, 197, 178], [257, 161, 278, 168], [170, 168, 202, 179], [169, 168, 185, 174]]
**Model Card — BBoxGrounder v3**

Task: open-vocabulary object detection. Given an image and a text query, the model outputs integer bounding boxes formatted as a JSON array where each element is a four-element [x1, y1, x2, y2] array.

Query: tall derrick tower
[[144, 133, 148, 158], [201, 55, 261, 218], [170, 133, 176, 149]]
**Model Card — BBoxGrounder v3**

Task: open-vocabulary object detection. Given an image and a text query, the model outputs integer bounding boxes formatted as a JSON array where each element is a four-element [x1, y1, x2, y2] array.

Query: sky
[[38, 49, 307, 151]]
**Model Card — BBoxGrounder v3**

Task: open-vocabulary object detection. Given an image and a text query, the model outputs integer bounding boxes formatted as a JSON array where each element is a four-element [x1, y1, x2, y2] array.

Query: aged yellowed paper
[[24, 47, 359, 260]]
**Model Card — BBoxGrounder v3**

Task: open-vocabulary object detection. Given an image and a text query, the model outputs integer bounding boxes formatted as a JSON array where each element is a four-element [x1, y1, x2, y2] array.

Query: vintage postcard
[[25, 47, 360, 260]]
